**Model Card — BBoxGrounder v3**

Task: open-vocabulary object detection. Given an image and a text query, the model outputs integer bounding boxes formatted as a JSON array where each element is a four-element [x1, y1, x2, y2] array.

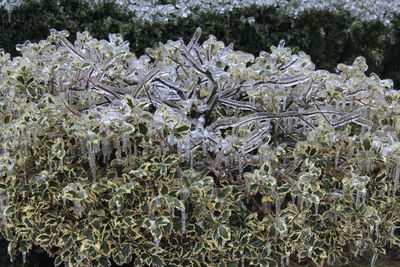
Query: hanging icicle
[[115, 139, 122, 159], [335, 148, 340, 168], [87, 142, 98, 180], [241, 258, 245, 267], [22, 251, 27, 264], [314, 202, 319, 215], [393, 162, 400, 196], [275, 197, 281, 217], [282, 96, 287, 111], [366, 159, 374, 173], [297, 196, 304, 210], [48, 155, 53, 172], [348, 147, 354, 159], [280, 258, 286, 267], [221, 239, 227, 247], [189, 150, 194, 169], [58, 157, 64, 171], [266, 242, 272, 256], [181, 208, 186, 233], [375, 222, 380, 233], [355, 190, 362, 208], [361, 191, 367, 206], [370, 253, 378, 267], [122, 134, 131, 158], [155, 238, 160, 249], [74, 200, 82, 218], [101, 139, 111, 164]]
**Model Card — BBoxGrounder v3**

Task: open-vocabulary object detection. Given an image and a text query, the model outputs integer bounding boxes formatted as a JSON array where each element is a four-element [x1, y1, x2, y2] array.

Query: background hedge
[[0, 0, 399, 265], [0, 0, 399, 86]]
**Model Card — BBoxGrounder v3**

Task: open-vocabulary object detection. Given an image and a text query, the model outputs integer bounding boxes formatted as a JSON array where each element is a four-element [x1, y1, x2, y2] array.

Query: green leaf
[[152, 255, 165, 266], [139, 123, 148, 135], [218, 225, 231, 240], [97, 257, 111, 267], [4, 114, 11, 123], [27, 87, 37, 98], [174, 125, 190, 133]]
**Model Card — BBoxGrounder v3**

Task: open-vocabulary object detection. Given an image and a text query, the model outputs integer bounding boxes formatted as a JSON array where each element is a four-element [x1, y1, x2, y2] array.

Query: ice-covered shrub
[[2, 0, 400, 25], [0, 29, 399, 267]]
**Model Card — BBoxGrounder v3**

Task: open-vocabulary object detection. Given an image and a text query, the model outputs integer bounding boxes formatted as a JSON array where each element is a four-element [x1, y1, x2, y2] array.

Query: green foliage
[[0, 0, 399, 86], [0, 28, 399, 266]]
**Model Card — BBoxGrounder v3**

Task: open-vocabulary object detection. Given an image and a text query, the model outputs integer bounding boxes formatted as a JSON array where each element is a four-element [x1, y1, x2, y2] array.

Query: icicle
[[314, 203, 319, 215], [115, 139, 122, 159], [122, 135, 129, 156], [275, 198, 281, 217], [297, 196, 303, 210], [280, 258, 285, 267], [241, 258, 245, 267], [375, 222, 380, 233], [62, 198, 66, 206], [1, 199, 8, 228], [348, 147, 354, 158], [74, 200, 82, 218], [58, 157, 63, 171], [282, 96, 287, 111], [370, 253, 378, 267], [286, 256, 290, 266], [189, 150, 193, 169], [181, 209, 186, 233], [22, 251, 26, 264], [393, 163, 400, 196], [308, 249, 312, 257], [355, 190, 362, 208], [335, 148, 340, 168], [101, 139, 111, 164], [390, 227, 395, 237], [87, 142, 97, 180], [366, 160, 374, 173], [133, 143, 138, 158], [155, 239, 160, 248], [361, 191, 367, 206], [79, 139, 86, 155], [266, 242, 272, 256], [48, 156, 53, 172], [2, 211, 7, 228], [222, 239, 227, 247]]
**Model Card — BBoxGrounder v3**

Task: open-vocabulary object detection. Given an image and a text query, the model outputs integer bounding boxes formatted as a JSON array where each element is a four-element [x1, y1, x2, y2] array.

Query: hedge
[[0, 1, 399, 265], [0, 28, 399, 266], [0, 0, 399, 86]]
